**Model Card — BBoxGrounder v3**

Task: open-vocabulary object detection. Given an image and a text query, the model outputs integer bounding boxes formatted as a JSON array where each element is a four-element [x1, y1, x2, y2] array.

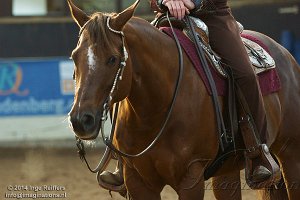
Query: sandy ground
[[0, 147, 257, 200]]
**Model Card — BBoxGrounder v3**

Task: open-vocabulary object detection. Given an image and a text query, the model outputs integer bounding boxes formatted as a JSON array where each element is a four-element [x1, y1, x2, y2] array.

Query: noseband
[[76, 14, 184, 173]]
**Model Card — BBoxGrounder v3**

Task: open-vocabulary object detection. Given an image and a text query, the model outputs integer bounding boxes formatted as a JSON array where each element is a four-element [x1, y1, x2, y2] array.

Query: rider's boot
[[240, 114, 281, 189], [233, 81, 281, 189], [99, 160, 124, 187], [99, 170, 123, 186]]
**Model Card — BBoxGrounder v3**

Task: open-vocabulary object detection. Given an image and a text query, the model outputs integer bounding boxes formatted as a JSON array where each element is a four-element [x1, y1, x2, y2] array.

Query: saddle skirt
[[160, 26, 281, 96], [155, 16, 276, 78], [243, 37, 276, 74], [187, 17, 276, 77]]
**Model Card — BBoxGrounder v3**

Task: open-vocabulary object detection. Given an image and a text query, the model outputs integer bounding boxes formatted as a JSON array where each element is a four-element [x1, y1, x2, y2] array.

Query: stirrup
[[97, 171, 127, 196], [245, 144, 281, 189], [99, 171, 124, 186]]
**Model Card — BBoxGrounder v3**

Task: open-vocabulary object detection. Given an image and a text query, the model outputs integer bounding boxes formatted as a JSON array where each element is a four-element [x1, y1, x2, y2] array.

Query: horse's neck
[[123, 18, 179, 122]]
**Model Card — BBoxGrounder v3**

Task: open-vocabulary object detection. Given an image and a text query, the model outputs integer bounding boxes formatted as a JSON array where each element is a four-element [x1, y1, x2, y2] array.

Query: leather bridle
[[76, 13, 184, 173]]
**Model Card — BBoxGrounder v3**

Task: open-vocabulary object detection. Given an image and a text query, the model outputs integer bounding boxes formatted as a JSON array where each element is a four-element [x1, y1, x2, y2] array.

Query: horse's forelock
[[85, 13, 119, 54]]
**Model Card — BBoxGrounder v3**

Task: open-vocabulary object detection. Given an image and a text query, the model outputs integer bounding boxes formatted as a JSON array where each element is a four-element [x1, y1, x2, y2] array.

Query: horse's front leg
[[124, 164, 162, 200], [212, 171, 242, 200], [177, 161, 206, 200]]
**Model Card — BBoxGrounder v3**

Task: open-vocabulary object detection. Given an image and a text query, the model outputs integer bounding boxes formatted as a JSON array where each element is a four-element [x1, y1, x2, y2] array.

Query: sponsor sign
[[0, 59, 74, 116]]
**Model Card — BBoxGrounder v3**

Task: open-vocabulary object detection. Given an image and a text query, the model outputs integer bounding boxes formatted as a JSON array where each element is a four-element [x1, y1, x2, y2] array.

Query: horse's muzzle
[[69, 111, 101, 140]]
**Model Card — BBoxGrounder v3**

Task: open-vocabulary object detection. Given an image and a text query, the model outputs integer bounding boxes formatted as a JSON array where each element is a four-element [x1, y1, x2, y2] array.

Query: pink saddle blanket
[[160, 27, 281, 96]]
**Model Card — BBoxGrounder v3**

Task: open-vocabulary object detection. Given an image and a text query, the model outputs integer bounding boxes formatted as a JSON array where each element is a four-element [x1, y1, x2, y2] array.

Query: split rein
[[76, 13, 184, 173]]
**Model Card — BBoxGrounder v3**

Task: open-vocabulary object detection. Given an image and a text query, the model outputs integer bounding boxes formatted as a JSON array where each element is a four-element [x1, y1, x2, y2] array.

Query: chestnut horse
[[67, 0, 300, 199]]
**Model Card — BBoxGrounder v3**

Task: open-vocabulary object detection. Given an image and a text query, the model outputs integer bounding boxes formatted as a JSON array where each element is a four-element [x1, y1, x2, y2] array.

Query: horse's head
[[67, 0, 139, 140]]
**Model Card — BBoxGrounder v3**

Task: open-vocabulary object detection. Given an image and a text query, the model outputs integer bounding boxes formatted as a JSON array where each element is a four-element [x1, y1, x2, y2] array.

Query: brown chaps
[[200, 6, 268, 143]]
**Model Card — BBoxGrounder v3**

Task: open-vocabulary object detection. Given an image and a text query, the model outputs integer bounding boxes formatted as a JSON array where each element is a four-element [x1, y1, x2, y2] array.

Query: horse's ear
[[67, 0, 90, 27], [111, 0, 140, 31]]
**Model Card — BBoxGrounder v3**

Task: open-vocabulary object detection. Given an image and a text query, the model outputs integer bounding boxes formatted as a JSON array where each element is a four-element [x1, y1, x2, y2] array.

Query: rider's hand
[[181, 0, 196, 10], [162, 0, 195, 20]]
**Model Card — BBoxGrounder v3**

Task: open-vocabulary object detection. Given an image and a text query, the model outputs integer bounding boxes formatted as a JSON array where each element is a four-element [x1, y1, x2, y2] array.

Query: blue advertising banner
[[0, 59, 74, 116]]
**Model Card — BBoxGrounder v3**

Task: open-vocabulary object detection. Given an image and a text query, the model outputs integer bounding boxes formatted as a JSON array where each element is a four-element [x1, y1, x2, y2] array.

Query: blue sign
[[0, 59, 74, 116], [295, 40, 300, 65]]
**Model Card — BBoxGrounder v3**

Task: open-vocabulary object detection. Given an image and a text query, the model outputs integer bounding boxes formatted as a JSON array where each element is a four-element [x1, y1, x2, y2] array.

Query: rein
[[101, 12, 184, 158], [76, 13, 185, 173], [185, 16, 229, 150]]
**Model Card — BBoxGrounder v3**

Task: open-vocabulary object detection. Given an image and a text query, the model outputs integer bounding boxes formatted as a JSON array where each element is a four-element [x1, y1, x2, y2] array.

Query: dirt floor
[[0, 147, 257, 200]]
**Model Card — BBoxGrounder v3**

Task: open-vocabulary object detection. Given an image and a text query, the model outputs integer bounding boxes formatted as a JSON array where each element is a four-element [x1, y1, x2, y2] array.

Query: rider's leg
[[200, 7, 280, 187]]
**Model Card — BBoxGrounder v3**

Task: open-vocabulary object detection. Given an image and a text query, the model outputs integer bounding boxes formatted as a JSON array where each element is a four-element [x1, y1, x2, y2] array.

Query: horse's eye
[[107, 56, 117, 66]]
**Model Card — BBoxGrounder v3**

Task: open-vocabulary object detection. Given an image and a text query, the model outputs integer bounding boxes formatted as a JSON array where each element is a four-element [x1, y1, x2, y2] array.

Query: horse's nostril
[[80, 113, 96, 130]]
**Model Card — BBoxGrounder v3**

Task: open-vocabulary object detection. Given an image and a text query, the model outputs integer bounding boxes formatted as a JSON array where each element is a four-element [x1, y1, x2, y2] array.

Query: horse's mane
[[84, 12, 164, 57], [84, 12, 120, 54]]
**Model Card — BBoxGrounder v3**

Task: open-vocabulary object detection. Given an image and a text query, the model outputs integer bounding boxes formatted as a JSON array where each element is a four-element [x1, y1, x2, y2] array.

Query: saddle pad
[[160, 27, 281, 96]]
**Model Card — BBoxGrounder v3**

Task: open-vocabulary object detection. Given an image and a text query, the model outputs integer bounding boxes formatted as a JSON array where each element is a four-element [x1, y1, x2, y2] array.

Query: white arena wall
[[0, 115, 74, 147], [0, 115, 110, 147]]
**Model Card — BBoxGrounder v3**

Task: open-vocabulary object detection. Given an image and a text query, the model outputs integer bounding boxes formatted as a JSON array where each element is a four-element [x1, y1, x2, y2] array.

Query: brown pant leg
[[201, 12, 268, 142]]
